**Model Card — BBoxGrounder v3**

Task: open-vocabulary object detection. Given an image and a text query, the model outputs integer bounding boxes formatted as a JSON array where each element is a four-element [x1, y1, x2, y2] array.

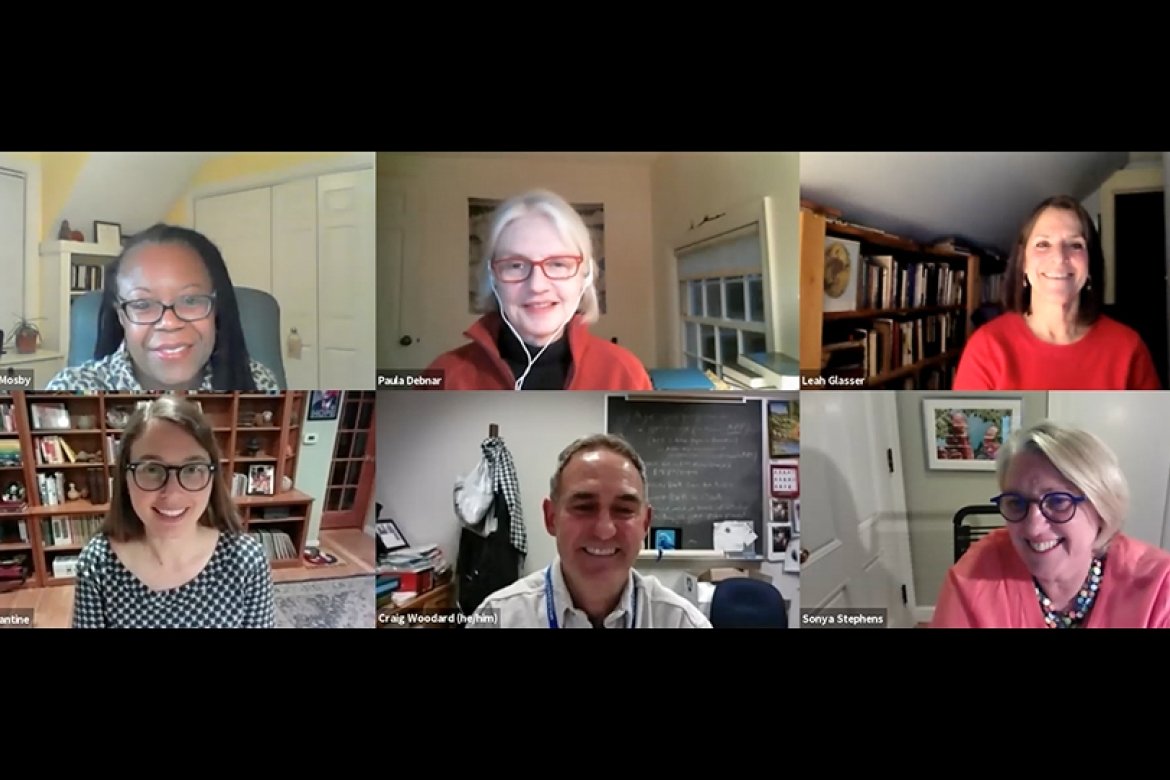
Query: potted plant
[[7, 317, 42, 355]]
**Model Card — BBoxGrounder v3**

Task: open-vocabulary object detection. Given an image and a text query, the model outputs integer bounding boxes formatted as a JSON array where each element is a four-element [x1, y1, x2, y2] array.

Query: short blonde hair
[[473, 189, 600, 325], [996, 420, 1128, 552]]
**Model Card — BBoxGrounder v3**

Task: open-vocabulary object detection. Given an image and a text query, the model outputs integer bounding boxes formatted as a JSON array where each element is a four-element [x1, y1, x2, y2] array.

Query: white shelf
[[0, 350, 62, 367], [37, 240, 121, 258]]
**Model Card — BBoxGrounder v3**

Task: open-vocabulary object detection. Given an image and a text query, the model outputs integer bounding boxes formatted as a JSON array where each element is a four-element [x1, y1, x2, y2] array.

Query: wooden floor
[[0, 528, 374, 628]]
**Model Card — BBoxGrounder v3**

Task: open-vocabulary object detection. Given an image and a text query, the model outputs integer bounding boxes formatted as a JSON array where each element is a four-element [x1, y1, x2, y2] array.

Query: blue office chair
[[68, 288, 287, 389], [709, 577, 789, 628]]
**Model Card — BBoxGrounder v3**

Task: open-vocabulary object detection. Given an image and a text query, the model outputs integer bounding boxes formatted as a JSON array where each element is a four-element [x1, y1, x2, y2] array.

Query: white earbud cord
[[491, 271, 592, 391]]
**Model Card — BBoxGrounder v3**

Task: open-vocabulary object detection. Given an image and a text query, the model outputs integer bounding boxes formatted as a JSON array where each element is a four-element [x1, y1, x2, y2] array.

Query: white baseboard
[[914, 606, 934, 625]]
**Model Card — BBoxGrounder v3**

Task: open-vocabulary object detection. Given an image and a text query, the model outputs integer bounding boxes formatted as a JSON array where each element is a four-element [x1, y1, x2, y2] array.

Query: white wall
[[389, 153, 657, 367], [376, 391, 798, 616], [650, 153, 800, 367], [295, 412, 341, 545]]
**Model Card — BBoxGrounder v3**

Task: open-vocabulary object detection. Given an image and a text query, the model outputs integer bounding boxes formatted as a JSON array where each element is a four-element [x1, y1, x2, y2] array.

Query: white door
[[801, 391, 918, 628], [193, 187, 273, 293], [378, 171, 423, 370], [0, 169, 25, 331], [271, 177, 320, 390], [317, 168, 376, 389], [1046, 391, 1170, 550]]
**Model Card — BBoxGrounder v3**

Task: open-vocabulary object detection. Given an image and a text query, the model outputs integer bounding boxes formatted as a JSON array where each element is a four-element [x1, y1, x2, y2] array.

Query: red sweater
[[426, 313, 654, 391], [953, 312, 1161, 390]]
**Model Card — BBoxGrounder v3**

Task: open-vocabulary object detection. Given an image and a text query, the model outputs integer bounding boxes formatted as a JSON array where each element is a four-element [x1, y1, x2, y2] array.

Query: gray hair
[[472, 189, 600, 324], [996, 420, 1128, 552], [550, 434, 646, 499]]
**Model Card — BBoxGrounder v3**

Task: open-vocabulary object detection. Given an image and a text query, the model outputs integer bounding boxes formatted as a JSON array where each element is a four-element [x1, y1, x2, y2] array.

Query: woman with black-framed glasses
[[932, 420, 1170, 628], [45, 224, 281, 393], [71, 395, 274, 628], [426, 189, 652, 391]]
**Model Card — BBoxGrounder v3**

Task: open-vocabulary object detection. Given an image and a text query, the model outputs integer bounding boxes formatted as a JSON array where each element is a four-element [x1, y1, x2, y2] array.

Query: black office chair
[[953, 504, 1003, 562], [709, 577, 789, 628]]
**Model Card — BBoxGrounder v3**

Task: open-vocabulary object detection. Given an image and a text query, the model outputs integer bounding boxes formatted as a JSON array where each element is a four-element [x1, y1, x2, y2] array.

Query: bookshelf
[[0, 391, 312, 590], [800, 205, 982, 389], [38, 239, 122, 369]]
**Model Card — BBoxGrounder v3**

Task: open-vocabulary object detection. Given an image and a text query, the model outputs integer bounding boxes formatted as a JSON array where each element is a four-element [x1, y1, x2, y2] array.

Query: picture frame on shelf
[[646, 526, 682, 551], [94, 221, 122, 248], [924, 398, 1022, 471], [247, 464, 275, 496], [377, 518, 408, 552]]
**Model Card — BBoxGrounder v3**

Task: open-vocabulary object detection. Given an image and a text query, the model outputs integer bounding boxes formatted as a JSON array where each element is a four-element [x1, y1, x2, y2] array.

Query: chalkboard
[[606, 396, 764, 551]]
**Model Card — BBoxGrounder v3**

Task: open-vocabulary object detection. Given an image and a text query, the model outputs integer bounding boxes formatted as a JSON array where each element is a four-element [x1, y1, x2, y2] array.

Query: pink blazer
[[932, 529, 1170, 628]]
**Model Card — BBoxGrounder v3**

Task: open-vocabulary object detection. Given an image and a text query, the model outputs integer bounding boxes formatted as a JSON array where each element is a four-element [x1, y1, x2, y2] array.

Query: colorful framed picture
[[924, 398, 1022, 471]]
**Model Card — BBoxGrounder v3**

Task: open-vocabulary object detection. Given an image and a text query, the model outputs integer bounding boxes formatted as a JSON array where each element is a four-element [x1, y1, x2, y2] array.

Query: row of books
[[861, 256, 967, 311], [822, 310, 966, 380], [37, 468, 110, 506]]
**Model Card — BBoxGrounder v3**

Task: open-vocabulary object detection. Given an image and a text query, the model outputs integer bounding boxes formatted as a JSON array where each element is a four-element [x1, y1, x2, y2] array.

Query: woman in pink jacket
[[932, 420, 1170, 628]]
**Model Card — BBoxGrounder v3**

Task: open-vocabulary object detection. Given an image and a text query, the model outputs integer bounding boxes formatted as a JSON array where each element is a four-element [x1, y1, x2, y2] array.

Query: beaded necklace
[[1035, 556, 1104, 628]]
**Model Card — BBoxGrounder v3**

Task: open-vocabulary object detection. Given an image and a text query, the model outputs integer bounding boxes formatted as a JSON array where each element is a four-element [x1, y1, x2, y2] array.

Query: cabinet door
[[272, 178, 320, 390], [194, 187, 273, 293], [317, 168, 375, 390]]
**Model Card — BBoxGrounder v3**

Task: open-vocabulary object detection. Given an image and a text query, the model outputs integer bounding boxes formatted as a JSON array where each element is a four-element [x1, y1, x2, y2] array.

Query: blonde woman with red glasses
[[427, 189, 652, 391]]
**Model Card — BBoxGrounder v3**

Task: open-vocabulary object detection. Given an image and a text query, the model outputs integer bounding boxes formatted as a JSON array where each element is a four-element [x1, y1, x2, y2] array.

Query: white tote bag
[[453, 456, 497, 536]]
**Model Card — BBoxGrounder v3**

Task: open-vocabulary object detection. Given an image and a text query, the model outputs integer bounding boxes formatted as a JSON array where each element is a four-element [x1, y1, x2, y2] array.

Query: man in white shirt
[[466, 434, 711, 628]]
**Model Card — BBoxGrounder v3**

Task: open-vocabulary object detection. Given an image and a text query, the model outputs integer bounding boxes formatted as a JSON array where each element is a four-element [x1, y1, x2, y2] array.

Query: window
[[677, 223, 768, 373]]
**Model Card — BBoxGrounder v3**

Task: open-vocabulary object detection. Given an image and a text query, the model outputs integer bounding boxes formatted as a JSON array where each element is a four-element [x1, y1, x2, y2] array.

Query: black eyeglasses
[[991, 491, 1087, 524], [116, 294, 216, 325], [127, 461, 216, 492]]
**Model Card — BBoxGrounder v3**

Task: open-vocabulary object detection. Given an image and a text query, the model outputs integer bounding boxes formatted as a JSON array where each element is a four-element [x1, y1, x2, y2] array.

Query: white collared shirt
[[467, 557, 711, 628]]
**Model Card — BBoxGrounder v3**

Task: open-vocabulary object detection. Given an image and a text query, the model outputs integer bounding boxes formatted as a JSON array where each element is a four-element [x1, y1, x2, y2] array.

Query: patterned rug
[[273, 575, 373, 629]]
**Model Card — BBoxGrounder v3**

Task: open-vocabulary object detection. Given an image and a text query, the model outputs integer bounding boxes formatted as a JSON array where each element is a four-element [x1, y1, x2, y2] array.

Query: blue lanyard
[[545, 565, 637, 628]]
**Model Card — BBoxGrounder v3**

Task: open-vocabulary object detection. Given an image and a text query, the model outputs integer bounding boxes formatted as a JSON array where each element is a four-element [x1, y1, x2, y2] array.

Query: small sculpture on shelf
[[243, 436, 262, 457], [2, 482, 25, 503], [67, 483, 80, 501]]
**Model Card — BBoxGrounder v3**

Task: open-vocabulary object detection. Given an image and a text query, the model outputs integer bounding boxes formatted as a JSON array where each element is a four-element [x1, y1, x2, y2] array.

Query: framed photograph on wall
[[766, 522, 792, 562], [768, 400, 800, 457], [308, 390, 342, 421], [771, 464, 799, 497], [924, 398, 1022, 471]]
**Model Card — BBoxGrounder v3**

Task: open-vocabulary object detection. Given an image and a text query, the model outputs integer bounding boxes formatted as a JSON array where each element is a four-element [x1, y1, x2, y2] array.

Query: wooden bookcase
[[800, 207, 982, 389], [0, 391, 312, 590]]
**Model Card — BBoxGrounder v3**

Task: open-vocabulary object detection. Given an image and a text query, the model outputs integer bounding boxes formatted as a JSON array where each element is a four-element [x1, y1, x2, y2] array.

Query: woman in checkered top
[[71, 395, 274, 628]]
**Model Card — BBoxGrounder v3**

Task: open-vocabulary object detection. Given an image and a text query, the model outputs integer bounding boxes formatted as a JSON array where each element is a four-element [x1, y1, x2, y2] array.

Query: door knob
[[399, 335, 413, 346]]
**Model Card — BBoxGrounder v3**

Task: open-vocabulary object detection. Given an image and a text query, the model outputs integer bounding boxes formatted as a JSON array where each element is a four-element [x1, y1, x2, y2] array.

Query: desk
[[377, 580, 456, 628]]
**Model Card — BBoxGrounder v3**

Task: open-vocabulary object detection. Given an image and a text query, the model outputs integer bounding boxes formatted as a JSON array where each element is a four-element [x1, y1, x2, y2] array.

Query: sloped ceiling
[[800, 151, 1137, 253], [55, 152, 224, 238]]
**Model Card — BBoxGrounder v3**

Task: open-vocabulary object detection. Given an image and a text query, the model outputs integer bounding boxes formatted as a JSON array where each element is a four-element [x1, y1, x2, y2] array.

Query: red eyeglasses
[[491, 255, 584, 283]]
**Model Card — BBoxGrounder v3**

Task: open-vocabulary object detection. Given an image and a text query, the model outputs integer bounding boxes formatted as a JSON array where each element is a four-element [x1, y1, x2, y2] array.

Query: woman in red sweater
[[954, 195, 1160, 390], [427, 189, 652, 391]]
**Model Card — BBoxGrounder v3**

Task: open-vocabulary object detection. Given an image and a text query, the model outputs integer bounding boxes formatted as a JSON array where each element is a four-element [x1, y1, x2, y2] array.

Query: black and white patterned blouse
[[45, 343, 281, 392], [71, 531, 275, 628]]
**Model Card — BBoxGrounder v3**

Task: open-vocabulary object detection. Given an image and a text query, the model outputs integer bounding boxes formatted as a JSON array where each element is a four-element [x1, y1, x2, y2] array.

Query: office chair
[[68, 287, 288, 389], [709, 577, 789, 628]]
